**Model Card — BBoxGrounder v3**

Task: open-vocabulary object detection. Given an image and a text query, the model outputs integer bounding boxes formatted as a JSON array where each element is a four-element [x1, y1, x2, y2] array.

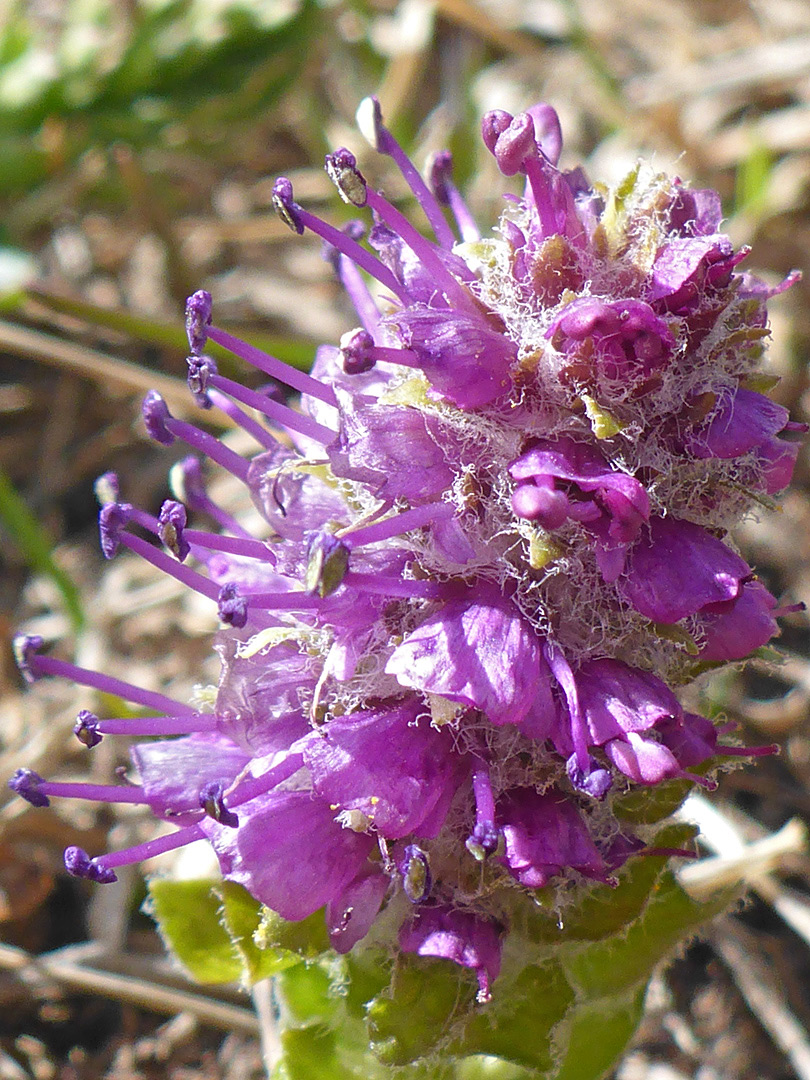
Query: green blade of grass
[[0, 467, 85, 633]]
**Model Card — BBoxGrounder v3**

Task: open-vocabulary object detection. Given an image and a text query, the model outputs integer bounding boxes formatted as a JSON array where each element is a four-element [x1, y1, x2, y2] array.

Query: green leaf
[[551, 986, 647, 1080], [559, 869, 737, 1001], [255, 906, 331, 958], [146, 877, 242, 984], [214, 880, 298, 983], [0, 467, 84, 632], [450, 961, 575, 1073]]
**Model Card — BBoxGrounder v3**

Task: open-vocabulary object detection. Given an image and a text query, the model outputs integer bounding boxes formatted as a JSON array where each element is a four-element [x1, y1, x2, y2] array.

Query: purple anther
[[339, 327, 377, 375], [272, 177, 304, 234], [304, 532, 350, 598], [566, 754, 613, 800], [185, 290, 212, 355], [158, 499, 189, 561], [217, 582, 247, 628], [142, 391, 175, 447], [94, 472, 119, 506], [74, 710, 103, 748], [481, 110, 513, 154], [399, 844, 432, 903], [427, 150, 454, 205], [8, 768, 50, 807], [199, 780, 239, 828], [13, 634, 44, 683], [99, 502, 133, 559], [186, 354, 217, 409], [64, 846, 118, 884], [494, 113, 536, 176], [324, 148, 368, 208]]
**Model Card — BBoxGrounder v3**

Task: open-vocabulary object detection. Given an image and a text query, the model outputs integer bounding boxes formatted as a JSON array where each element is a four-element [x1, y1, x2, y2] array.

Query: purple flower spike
[[12, 633, 44, 683], [399, 906, 504, 1004], [10, 99, 802, 1009], [8, 768, 50, 807], [142, 391, 175, 447], [185, 290, 212, 355], [199, 780, 239, 828], [74, 710, 103, 748], [217, 582, 248, 627], [272, 177, 304, 234], [158, 500, 189, 561], [64, 846, 118, 884]]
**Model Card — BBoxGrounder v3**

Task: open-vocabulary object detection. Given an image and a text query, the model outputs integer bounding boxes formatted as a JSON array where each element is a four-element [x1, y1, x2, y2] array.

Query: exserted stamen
[[272, 177, 408, 303], [544, 642, 589, 773], [187, 357, 337, 446], [94, 471, 119, 506], [206, 388, 283, 451], [226, 748, 307, 809], [328, 226, 383, 334], [199, 780, 239, 828], [65, 823, 206, 883], [399, 844, 432, 903], [73, 709, 220, 745], [466, 765, 501, 860], [105, 520, 221, 602], [185, 291, 337, 408], [242, 588, 324, 613], [12, 634, 197, 715], [356, 96, 456, 250], [9, 768, 149, 807], [481, 110, 558, 237], [427, 151, 480, 243], [177, 527, 276, 564], [324, 147, 480, 315], [142, 392, 250, 482], [185, 288, 212, 354], [338, 328, 419, 375], [342, 571, 453, 601]]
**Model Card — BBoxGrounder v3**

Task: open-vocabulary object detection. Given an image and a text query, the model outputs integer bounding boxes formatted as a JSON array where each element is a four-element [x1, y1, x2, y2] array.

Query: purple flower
[[9, 98, 800, 995]]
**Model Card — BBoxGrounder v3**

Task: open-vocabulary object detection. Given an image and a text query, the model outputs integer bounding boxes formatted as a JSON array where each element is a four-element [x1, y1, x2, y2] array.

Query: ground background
[[1, 0, 810, 1077]]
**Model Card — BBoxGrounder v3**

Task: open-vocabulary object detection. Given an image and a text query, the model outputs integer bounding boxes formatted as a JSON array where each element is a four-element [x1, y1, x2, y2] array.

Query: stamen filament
[[182, 529, 277, 563], [98, 824, 206, 870], [524, 156, 558, 238], [363, 188, 479, 314], [206, 389, 280, 450], [119, 532, 220, 601], [206, 373, 337, 446], [294, 205, 408, 302], [343, 502, 454, 547], [28, 656, 196, 715], [206, 325, 337, 407], [96, 714, 220, 736], [343, 571, 449, 600], [37, 780, 148, 804], [165, 415, 250, 481], [336, 255, 382, 333]]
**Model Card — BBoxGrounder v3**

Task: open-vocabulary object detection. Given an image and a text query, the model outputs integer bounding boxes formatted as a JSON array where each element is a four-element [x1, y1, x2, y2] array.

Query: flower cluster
[[11, 99, 802, 1003]]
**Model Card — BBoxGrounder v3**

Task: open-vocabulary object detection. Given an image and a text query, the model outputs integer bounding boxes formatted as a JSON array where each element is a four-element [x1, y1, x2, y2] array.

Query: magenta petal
[[303, 702, 464, 839], [497, 787, 607, 887], [385, 593, 554, 731], [573, 658, 681, 744], [327, 868, 389, 953], [399, 905, 503, 1002], [621, 517, 750, 623], [202, 789, 374, 921], [685, 388, 791, 460], [132, 734, 250, 820], [604, 732, 683, 785], [698, 580, 779, 662]]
